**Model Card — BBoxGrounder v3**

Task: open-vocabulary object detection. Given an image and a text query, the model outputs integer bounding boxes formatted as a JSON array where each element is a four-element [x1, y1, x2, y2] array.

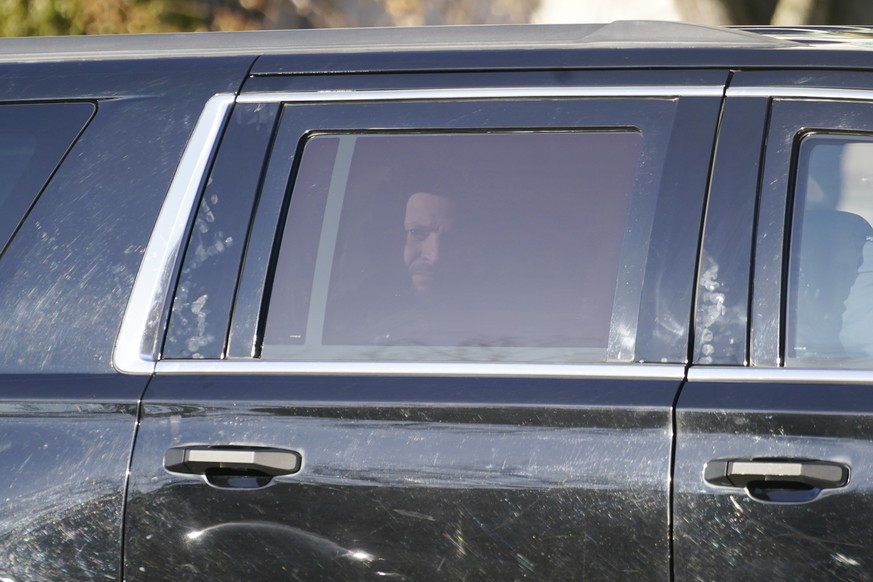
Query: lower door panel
[[125, 375, 677, 580], [675, 381, 873, 581]]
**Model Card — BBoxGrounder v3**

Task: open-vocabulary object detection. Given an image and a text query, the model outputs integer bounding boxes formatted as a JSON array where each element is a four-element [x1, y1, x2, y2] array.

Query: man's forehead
[[405, 191, 455, 220]]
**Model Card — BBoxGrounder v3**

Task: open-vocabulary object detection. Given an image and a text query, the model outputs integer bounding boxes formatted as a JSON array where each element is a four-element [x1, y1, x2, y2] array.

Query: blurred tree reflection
[[676, 0, 873, 25], [2, 0, 871, 37], [0, 0, 538, 36], [0, 0, 204, 35]]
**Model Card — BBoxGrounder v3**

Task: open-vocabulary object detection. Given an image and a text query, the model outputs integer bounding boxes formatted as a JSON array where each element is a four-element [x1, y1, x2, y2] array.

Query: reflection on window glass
[[263, 131, 643, 364], [788, 135, 873, 366]]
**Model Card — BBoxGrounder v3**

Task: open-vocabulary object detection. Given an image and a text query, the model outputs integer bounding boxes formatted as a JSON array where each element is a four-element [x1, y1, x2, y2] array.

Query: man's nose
[[420, 233, 441, 263]]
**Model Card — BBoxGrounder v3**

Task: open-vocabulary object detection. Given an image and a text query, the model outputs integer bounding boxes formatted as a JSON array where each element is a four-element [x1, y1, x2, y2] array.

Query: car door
[[120, 70, 726, 580], [676, 71, 873, 580]]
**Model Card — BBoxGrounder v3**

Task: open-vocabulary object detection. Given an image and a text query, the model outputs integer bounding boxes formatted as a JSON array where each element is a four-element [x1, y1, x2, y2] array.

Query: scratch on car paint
[[393, 509, 436, 521], [445, 523, 466, 558], [832, 553, 861, 567]]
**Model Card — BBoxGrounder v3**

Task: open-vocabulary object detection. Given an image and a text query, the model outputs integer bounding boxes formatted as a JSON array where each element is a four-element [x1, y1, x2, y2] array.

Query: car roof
[[0, 21, 784, 62], [3, 21, 873, 73]]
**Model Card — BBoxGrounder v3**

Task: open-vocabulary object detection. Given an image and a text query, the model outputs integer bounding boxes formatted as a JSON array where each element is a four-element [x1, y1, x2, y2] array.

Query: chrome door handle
[[165, 446, 302, 477], [705, 459, 848, 489]]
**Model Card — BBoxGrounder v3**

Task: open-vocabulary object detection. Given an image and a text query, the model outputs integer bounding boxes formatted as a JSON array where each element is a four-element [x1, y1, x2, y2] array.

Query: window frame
[[232, 93, 690, 370], [689, 76, 873, 383], [115, 78, 726, 378], [750, 94, 873, 370]]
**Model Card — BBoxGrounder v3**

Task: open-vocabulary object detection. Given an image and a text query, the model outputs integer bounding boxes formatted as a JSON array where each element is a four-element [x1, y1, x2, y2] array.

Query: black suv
[[2, 20, 873, 580]]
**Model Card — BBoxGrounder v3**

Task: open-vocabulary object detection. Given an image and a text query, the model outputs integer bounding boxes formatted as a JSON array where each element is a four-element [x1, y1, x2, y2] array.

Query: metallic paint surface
[[0, 376, 141, 581], [676, 382, 873, 580], [126, 376, 677, 580]]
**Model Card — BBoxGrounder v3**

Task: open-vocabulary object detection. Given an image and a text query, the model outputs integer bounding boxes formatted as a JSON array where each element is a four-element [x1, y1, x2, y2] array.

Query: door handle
[[705, 458, 849, 502], [705, 459, 848, 489], [165, 445, 302, 486]]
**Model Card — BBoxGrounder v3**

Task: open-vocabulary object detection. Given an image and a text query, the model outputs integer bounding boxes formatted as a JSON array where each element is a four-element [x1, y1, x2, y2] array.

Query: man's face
[[403, 191, 455, 296]]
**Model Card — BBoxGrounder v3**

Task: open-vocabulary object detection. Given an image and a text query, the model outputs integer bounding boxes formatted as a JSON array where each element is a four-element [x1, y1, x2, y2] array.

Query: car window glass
[[787, 134, 873, 367], [0, 102, 95, 257], [261, 131, 642, 364]]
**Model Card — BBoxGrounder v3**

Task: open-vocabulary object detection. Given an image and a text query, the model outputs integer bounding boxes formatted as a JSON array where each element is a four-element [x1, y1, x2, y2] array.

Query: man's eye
[[406, 228, 428, 242]]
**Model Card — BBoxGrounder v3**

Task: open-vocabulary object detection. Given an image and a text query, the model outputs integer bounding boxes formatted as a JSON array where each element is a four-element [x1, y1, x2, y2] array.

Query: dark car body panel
[[126, 376, 678, 580], [0, 57, 254, 372], [0, 375, 142, 581]]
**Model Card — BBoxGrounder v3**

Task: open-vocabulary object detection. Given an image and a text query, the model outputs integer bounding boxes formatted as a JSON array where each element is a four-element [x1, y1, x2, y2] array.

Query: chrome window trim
[[155, 360, 686, 379], [727, 87, 873, 101], [114, 93, 237, 375], [688, 366, 873, 384], [236, 86, 724, 104]]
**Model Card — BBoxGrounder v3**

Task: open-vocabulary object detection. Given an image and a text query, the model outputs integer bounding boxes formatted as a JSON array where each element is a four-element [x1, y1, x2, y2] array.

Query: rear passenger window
[[262, 131, 642, 364], [0, 103, 94, 256], [787, 135, 873, 366]]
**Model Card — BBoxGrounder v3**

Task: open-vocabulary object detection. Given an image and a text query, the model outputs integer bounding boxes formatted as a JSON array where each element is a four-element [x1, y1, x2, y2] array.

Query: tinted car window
[[262, 131, 642, 364], [787, 134, 873, 366], [0, 102, 94, 257]]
